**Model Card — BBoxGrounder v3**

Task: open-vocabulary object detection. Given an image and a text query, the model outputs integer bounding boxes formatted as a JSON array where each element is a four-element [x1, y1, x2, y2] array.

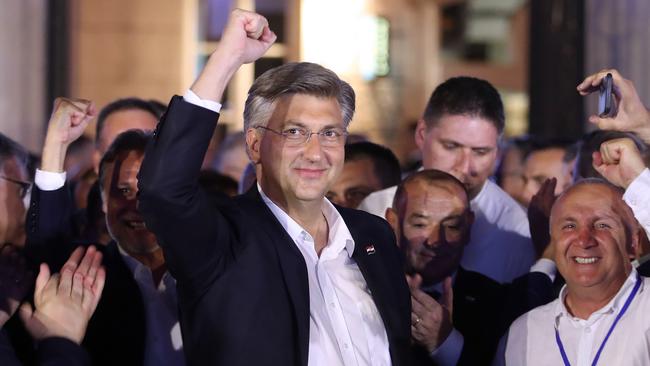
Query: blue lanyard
[[554, 273, 642, 366]]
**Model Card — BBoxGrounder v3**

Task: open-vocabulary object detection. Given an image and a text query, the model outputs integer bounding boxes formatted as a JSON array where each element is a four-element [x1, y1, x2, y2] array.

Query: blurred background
[[1, 0, 649, 166]]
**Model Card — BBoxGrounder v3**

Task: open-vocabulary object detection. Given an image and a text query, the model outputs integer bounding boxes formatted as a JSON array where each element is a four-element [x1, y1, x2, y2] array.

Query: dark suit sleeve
[[0, 329, 21, 366], [24, 185, 77, 272], [138, 96, 235, 298], [36, 337, 90, 366], [498, 271, 554, 336]]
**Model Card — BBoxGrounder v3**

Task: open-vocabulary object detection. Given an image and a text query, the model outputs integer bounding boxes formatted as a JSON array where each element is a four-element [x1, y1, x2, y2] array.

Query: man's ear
[[630, 226, 645, 260], [385, 207, 401, 247], [246, 128, 262, 164], [414, 118, 428, 151]]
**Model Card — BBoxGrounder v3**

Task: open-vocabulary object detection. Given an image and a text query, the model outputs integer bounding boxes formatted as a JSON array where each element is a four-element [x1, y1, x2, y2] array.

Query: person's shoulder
[[477, 180, 529, 231], [357, 185, 397, 218], [338, 205, 392, 229]]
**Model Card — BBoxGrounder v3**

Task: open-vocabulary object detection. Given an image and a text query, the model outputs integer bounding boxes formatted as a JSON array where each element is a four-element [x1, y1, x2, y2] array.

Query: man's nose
[[575, 226, 596, 249], [454, 149, 474, 176], [424, 224, 442, 248], [302, 133, 323, 161]]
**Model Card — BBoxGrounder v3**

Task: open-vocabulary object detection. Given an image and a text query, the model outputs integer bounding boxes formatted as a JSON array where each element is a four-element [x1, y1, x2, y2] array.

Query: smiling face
[[551, 183, 638, 299], [102, 150, 158, 255], [398, 179, 473, 286], [247, 94, 345, 208], [415, 114, 499, 199]]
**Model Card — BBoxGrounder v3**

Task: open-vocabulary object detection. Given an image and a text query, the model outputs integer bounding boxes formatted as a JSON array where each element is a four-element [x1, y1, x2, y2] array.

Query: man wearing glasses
[[138, 9, 410, 366], [0, 133, 31, 248]]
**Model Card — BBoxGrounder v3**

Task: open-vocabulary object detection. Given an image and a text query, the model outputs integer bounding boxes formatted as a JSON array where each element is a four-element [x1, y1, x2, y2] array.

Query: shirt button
[[343, 343, 349, 350]]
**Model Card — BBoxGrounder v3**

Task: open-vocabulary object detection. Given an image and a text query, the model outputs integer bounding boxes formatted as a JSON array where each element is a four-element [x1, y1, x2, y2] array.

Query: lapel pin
[[365, 245, 376, 255]]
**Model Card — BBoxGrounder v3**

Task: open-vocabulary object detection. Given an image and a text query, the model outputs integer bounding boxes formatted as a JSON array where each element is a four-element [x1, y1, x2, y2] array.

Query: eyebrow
[[284, 120, 344, 130], [438, 138, 494, 150]]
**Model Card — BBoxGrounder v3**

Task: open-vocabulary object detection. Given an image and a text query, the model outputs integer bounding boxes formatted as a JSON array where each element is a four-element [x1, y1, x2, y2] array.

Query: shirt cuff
[[35, 169, 67, 191], [530, 258, 557, 282], [430, 327, 463, 366], [624, 168, 650, 238], [183, 89, 222, 113]]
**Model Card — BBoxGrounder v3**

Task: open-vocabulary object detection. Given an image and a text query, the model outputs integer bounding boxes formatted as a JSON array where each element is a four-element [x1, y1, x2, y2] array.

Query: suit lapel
[[343, 210, 405, 365], [240, 188, 310, 365]]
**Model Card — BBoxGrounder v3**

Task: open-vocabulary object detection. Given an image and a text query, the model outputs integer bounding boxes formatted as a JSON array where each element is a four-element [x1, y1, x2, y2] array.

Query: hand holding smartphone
[[598, 73, 615, 117]]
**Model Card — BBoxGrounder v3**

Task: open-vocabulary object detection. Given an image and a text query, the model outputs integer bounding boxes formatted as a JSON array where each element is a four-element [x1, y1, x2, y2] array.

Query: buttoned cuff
[[530, 258, 556, 282], [35, 169, 67, 191], [624, 168, 650, 238], [183, 89, 222, 113], [430, 327, 463, 366]]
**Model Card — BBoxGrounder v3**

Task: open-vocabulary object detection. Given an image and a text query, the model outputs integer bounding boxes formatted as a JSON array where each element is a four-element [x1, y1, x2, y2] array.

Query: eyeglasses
[[255, 125, 348, 147], [0, 176, 32, 199]]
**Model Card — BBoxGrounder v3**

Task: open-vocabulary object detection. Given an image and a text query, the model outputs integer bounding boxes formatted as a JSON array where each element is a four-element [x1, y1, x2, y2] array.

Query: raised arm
[[25, 98, 95, 269], [577, 69, 650, 144], [137, 9, 275, 293]]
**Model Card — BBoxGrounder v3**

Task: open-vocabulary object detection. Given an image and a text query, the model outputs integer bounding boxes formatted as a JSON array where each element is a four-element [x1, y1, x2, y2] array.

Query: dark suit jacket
[[1, 330, 90, 366], [24, 186, 146, 366], [412, 267, 555, 366], [138, 96, 412, 366]]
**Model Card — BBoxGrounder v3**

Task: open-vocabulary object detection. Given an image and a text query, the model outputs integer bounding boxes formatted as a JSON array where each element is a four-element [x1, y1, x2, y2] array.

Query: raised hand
[[528, 178, 557, 259], [407, 274, 454, 353], [42, 97, 96, 172], [577, 69, 650, 144], [19, 246, 105, 344], [191, 9, 277, 103], [593, 137, 646, 189], [0, 245, 32, 328]]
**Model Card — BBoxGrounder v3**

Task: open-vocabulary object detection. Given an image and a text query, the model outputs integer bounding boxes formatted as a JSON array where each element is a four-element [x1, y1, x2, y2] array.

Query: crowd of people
[[2, 8, 650, 366]]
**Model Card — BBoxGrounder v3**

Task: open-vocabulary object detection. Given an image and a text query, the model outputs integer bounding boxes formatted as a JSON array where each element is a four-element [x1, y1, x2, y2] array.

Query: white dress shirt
[[119, 248, 185, 366], [504, 268, 650, 366], [259, 187, 391, 366], [624, 168, 650, 238], [358, 180, 535, 284]]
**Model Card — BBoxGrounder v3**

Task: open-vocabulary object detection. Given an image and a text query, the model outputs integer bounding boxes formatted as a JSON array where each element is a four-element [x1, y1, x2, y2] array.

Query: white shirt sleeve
[[34, 169, 67, 191], [183, 89, 222, 113], [430, 327, 464, 366], [530, 258, 557, 282], [624, 168, 650, 238]]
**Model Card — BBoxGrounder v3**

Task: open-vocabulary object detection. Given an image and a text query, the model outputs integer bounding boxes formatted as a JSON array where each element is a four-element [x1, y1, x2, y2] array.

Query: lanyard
[[554, 273, 642, 366]]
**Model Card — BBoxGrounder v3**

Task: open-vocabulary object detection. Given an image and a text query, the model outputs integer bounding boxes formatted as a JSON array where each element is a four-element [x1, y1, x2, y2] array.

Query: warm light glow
[[301, 0, 367, 76]]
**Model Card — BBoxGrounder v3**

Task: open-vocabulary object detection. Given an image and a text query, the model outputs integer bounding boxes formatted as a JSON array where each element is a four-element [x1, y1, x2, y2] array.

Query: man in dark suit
[[385, 169, 555, 365], [138, 9, 410, 366], [24, 98, 184, 366]]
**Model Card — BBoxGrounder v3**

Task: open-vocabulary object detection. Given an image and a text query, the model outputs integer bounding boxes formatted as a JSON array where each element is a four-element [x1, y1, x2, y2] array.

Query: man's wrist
[[190, 49, 240, 103]]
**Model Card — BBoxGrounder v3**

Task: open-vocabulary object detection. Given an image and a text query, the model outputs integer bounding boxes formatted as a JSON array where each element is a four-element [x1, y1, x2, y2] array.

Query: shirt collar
[[555, 268, 640, 323], [117, 244, 174, 289], [258, 184, 355, 257]]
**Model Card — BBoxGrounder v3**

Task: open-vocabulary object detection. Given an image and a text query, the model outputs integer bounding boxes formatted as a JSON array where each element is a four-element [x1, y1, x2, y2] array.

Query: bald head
[[392, 169, 469, 219]]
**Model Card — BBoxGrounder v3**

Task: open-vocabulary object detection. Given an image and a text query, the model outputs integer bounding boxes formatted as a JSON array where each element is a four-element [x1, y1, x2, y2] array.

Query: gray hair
[[243, 62, 355, 131]]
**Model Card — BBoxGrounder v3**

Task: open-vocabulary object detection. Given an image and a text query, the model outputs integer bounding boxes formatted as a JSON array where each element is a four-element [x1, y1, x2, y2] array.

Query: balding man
[[504, 179, 650, 365]]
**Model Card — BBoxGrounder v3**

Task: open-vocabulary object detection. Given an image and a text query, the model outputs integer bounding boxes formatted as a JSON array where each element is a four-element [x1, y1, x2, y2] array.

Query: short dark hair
[[98, 129, 152, 191], [344, 142, 401, 188], [575, 130, 649, 181], [393, 169, 469, 217], [523, 137, 575, 161], [422, 76, 505, 134], [96, 98, 161, 146], [0, 133, 29, 174]]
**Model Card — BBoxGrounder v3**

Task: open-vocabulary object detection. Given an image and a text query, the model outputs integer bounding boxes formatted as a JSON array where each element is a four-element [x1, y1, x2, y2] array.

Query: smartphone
[[598, 73, 614, 117]]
